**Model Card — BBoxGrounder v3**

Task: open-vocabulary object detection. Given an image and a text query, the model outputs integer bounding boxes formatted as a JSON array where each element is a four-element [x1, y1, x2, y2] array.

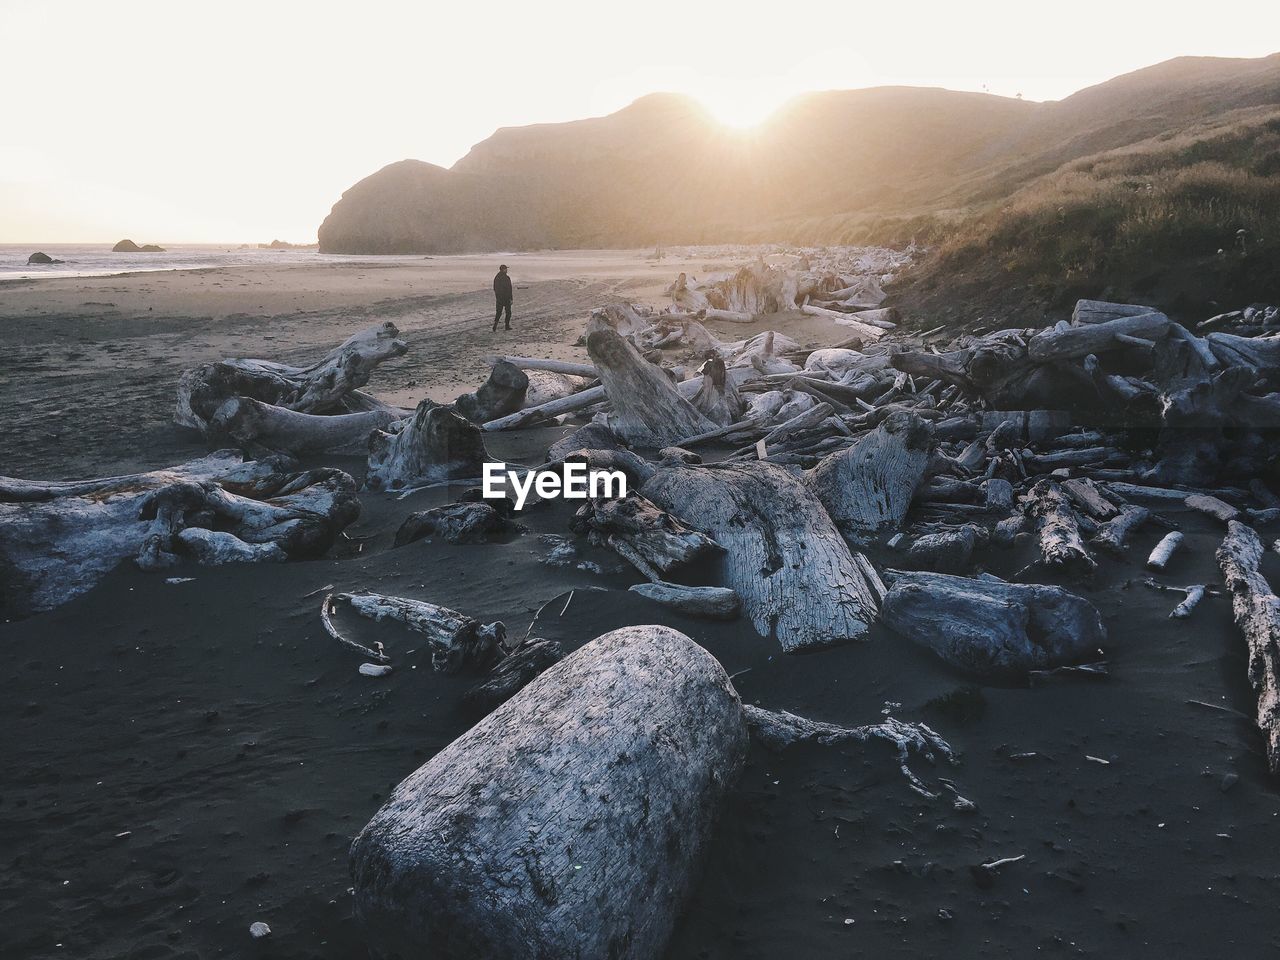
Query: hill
[[317, 55, 1280, 297]]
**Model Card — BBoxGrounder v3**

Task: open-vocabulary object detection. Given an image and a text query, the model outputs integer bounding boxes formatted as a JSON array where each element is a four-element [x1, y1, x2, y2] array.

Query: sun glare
[[697, 89, 791, 130]]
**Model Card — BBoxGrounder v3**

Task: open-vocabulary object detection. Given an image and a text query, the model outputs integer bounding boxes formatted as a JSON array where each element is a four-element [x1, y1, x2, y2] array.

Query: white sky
[[1, 0, 1277, 243]]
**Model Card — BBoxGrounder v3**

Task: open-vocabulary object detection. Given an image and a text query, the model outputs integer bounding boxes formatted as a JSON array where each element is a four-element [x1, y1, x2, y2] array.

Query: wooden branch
[[335, 592, 505, 674]]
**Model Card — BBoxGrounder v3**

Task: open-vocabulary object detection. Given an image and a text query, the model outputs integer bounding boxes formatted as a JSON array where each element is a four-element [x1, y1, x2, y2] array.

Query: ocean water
[[0, 244, 422, 281]]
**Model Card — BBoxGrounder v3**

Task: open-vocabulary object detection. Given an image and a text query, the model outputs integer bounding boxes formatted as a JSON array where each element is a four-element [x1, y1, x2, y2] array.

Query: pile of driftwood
[[9, 245, 1280, 960]]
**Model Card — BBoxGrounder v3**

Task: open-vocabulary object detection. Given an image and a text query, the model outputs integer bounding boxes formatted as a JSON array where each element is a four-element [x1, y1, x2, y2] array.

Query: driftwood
[[461, 637, 565, 714], [689, 355, 744, 426], [366, 402, 490, 491], [209, 396, 398, 455], [882, 571, 1108, 677], [642, 460, 880, 652], [1, 452, 359, 615], [1216, 522, 1280, 774], [1023, 480, 1096, 574], [334, 592, 505, 674], [394, 502, 514, 546], [906, 525, 981, 573], [628, 581, 741, 619], [1146, 531, 1184, 570], [454, 360, 529, 423], [804, 411, 933, 536], [1072, 299, 1158, 325], [546, 423, 623, 462], [571, 493, 721, 581], [586, 326, 716, 445], [175, 321, 407, 433], [350, 625, 748, 959], [1027, 312, 1171, 362], [1092, 505, 1150, 554], [742, 705, 954, 798]]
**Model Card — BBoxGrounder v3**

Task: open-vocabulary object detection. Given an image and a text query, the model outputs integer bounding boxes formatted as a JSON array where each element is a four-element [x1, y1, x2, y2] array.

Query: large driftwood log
[[804, 411, 933, 536], [1, 453, 359, 615], [586, 327, 716, 446], [1072, 299, 1158, 325], [366, 402, 490, 491], [1092, 504, 1150, 554], [1027, 312, 1171, 362], [1215, 522, 1280, 774], [882, 571, 1108, 677], [334, 592, 505, 674], [175, 321, 407, 433], [209, 396, 398, 455], [571, 493, 721, 581], [642, 460, 880, 651], [350, 625, 748, 959], [454, 360, 529, 423]]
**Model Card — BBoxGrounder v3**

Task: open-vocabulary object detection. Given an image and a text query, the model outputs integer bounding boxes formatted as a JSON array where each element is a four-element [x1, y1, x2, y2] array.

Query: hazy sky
[[2, 0, 1277, 243]]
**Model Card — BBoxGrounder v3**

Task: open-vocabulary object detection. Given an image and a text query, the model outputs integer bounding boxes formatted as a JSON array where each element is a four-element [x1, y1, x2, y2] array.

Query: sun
[[696, 89, 789, 130]]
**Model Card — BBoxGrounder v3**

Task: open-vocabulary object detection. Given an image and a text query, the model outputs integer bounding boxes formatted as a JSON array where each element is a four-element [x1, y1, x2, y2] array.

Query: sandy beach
[[0, 250, 785, 478], [5, 251, 1280, 960]]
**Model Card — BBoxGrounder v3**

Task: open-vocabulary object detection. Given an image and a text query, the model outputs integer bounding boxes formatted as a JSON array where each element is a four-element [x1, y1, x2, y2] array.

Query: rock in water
[[350, 624, 748, 959], [112, 239, 141, 252], [26, 251, 55, 264]]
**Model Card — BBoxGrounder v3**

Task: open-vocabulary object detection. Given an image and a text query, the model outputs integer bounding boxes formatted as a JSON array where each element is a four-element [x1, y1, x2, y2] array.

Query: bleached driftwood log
[[454, 360, 528, 423], [586, 326, 716, 445], [742, 705, 954, 798], [350, 625, 748, 959], [1216, 522, 1280, 774], [1023, 480, 1096, 574], [175, 321, 407, 433], [642, 460, 880, 651], [1027, 312, 1171, 362], [571, 493, 721, 581], [1, 453, 359, 615], [801, 303, 888, 341], [629, 581, 741, 619], [366, 402, 490, 491], [1092, 504, 1151, 554], [1146, 531, 1184, 570], [333, 592, 505, 674], [804, 411, 933, 536], [209, 396, 399, 455], [1072, 299, 1157, 325], [882, 571, 1107, 677]]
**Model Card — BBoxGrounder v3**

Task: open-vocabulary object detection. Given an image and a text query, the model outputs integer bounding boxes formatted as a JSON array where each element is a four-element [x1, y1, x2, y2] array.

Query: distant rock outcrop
[[26, 251, 61, 265], [317, 54, 1280, 255], [112, 239, 165, 253]]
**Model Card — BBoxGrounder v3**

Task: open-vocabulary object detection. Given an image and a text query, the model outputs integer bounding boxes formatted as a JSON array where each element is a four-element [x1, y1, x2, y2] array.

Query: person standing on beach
[[492, 264, 513, 332]]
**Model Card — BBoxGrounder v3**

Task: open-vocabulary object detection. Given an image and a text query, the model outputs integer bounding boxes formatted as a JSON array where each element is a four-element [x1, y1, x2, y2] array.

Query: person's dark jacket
[[493, 271, 513, 303]]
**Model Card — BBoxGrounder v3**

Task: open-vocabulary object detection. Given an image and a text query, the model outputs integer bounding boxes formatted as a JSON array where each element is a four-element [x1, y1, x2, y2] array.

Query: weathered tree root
[[332, 592, 505, 674], [366, 402, 490, 491], [176, 321, 407, 433], [742, 705, 956, 799], [570, 492, 721, 581]]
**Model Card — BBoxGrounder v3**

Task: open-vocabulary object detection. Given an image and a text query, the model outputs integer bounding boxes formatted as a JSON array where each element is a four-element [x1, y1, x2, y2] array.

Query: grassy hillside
[[888, 108, 1280, 324], [318, 54, 1280, 318]]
